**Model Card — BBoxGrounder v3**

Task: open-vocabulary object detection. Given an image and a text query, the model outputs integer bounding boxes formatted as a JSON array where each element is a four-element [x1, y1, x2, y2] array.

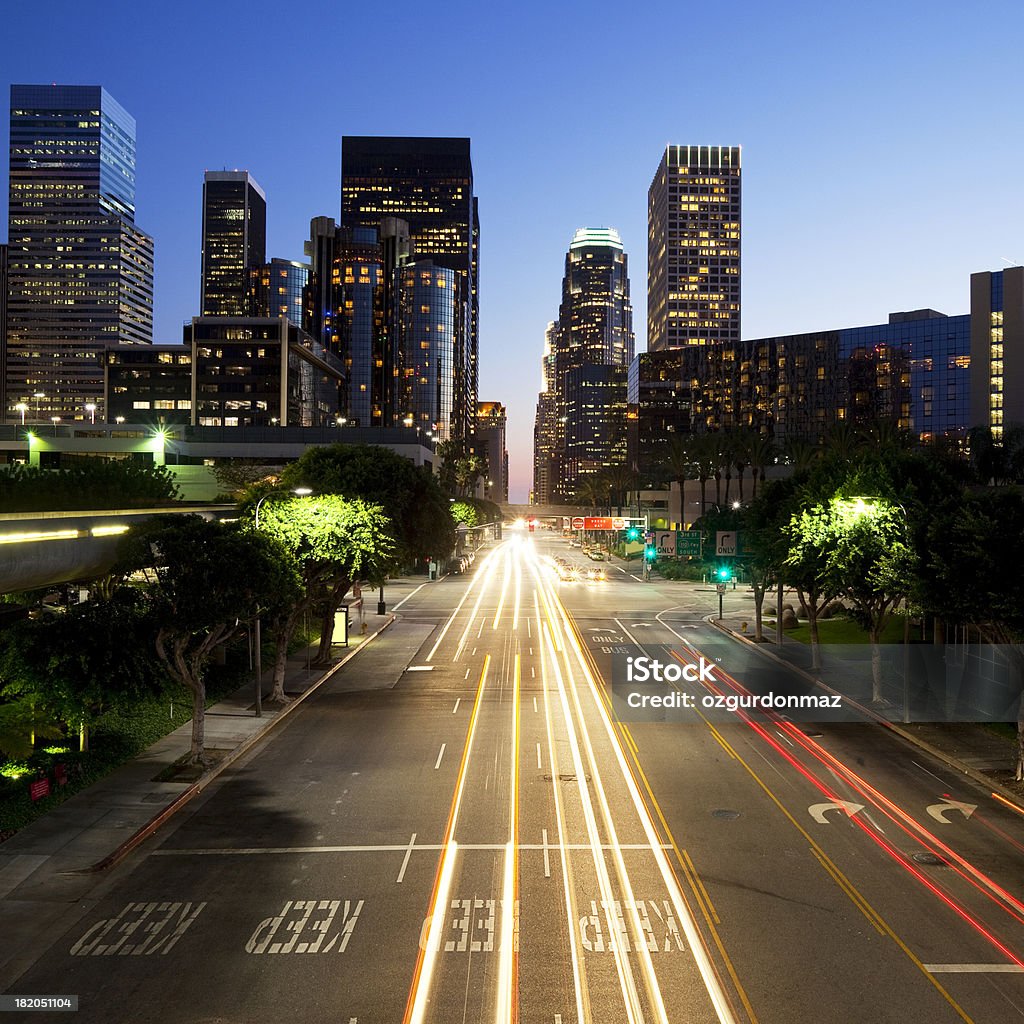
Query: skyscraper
[[5, 85, 154, 422], [249, 258, 308, 325], [532, 322, 559, 504], [341, 137, 478, 441], [200, 170, 266, 316], [536, 227, 634, 499], [647, 145, 741, 351]]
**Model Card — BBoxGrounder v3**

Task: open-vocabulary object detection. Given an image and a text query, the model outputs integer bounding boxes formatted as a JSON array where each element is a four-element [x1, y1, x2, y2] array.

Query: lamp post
[[84, 402, 97, 424], [33, 392, 45, 423], [251, 485, 313, 715], [50, 415, 61, 436], [14, 403, 28, 426]]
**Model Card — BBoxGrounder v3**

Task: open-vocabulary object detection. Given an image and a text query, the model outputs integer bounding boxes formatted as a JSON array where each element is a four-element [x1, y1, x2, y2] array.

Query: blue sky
[[4, 0, 1024, 500]]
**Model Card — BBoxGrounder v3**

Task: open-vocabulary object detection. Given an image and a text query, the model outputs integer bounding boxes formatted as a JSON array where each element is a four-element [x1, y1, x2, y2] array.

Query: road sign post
[[716, 581, 727, 620]]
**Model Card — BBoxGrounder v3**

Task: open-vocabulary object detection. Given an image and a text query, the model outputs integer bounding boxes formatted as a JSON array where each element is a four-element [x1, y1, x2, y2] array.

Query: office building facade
[[474, 401, 508, 502], [341, 137, 478, 441], [5, 84, 154, 423], [200, 171, 266, 317], [105, 345, 192, 425], [648, 145, 741, 351], [971, 267, 1024, 440], [249, 258, 308, 324], [535, 228, 634, 499]]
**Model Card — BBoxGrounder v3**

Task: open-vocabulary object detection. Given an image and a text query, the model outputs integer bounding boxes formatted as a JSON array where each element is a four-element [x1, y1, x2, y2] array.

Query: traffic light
[[626, 526, 641, 542], [644, 545, 657, 562], [715, 564, 731, 582]]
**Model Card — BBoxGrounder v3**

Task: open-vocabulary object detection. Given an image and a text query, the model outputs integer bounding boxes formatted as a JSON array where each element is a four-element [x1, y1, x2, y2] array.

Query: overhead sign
[[572, 517, 585, 530], [612, 517, 626, 530], [584, 517, 613, 531], [716, 531, 738, 556], [654, 531, 677, 557], [677, 530, 701, 557]]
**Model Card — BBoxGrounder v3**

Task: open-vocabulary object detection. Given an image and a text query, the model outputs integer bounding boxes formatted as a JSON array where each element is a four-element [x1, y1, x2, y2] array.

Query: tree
[[601, 464, 637, 515], [252, 496, 394, 681], [279, 445, 455, 572], [658, 435, 692, 514], [0, 460, 180, 513], [0, 591, 166, 751], [741, 478, 799, 641], [118, 517, 299, 764], [923, 490, 1024, 778]]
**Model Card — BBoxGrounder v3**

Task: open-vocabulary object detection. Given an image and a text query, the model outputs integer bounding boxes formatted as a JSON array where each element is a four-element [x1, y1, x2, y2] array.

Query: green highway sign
[[677, 530, 702, 557]]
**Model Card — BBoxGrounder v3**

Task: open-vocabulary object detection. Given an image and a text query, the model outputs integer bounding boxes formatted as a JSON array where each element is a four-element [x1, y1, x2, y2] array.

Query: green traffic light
[[716, 565, 731, 580], [644, 546, 657, 562], [626, 526, 641, 541]]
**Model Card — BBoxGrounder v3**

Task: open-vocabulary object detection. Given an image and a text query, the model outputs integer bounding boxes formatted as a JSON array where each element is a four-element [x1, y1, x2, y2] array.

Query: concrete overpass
[[0, 506, 235, 593], [499, 503, 585, 520]]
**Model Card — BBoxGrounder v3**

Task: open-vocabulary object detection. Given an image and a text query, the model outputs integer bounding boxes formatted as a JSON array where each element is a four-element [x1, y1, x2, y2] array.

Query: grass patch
[[783, 615, 911, 646]]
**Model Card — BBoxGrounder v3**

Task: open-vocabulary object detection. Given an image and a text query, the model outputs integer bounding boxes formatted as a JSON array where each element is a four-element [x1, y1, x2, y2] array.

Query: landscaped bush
[[0, 460, 180, 513]]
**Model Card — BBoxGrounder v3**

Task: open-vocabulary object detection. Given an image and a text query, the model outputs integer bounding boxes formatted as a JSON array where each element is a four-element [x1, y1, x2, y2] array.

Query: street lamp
[[33, 392, 45, 423], [14, 403, 28, 426], [253, 486, 312, 527], [84, 402, 97, 424], [114, 416, 125, 425], [50, 415, 61, 436], [336, 416, 347, 427]]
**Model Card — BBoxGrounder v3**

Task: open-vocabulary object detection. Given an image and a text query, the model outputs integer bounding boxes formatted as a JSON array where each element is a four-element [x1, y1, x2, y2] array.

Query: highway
[[9, 529, 1024, 1022]]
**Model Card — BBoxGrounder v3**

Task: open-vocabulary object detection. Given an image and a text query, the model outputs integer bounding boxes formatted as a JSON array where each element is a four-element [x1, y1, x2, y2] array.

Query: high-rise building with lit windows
[[648, 145, 741, 350], [341, 137, 478, 441], [532, 321, 559, 504], [5, 84, 154, 423], [200, 170, 266, 317], [249, 258, 308, 325], [536, 227, 634, 499], [971, 267, 1024, 440]]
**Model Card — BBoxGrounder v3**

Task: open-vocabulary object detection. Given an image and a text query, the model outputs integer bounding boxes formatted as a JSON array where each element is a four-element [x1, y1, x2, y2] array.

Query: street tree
[[923, 489, 1024, 778], [280, 444, 455, 571], [252, 495, 394, 683], [118, 517, 299, 764]]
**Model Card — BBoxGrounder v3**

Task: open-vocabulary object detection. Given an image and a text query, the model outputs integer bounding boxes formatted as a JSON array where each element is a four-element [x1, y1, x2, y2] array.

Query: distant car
[[588, 550, 605, 561], [585, 566, 607, 582], [445, 557, 466, 575]]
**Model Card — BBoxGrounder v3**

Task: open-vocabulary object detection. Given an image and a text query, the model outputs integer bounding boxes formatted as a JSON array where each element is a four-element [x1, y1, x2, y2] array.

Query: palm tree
[[602, 464, 637, 515], [782, 436, 819, 473], [689, 434, 717, 516], [747, 432, 776, 499], [658, 435, 692, 521], [824, 421, 862, 462]]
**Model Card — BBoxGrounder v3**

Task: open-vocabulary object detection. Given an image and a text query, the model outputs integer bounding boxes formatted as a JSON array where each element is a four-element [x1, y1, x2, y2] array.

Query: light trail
[[424, 545, 502, 661], [536, 568, 741, 1024], [495, 652, 521, 1024], [451, 546, 505, 661], [404, 655, 491, 1024], [537, 593, 590, 1024], [492, 548, 512, 629]]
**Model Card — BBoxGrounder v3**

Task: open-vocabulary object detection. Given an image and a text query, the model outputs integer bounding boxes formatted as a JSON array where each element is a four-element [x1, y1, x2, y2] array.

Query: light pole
[[84, 402, 97, 424], [33, 392, 45, 423], [251, 485, 312, 715], [50, 416, 61, 436], [14, 403, 27, 426]]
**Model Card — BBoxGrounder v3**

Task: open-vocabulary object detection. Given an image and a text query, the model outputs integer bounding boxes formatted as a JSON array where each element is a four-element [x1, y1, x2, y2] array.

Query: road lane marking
[[397, 834, 417, 883], [425, 547, 500, 660], [531, 666, 536, 678], [925, 964, 1024, 973], [542, 828, 551, 878], [537, 743, 542, 769], [153, 843, 675, 856], [495, 651, 521, 1022], [246, 899, 362, 954], [453, 699, 461, 714], [406, 666, 434, 672], [404, 655, 491, 1024], [434, 744, 446, 770], [533, 697, 538, 713], [465, 668, 471, 679], [393, 583, 427, 610]]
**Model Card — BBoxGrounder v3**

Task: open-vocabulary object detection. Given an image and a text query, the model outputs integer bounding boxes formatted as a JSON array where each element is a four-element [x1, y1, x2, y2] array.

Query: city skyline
[[2, 0, 1023, 499]]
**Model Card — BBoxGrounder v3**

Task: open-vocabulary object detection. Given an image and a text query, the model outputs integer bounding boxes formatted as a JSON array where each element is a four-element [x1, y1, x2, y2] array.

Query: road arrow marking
[[927, 800, 977, 824], [809, 801, 864, 823], [630, 623, 651, 628]]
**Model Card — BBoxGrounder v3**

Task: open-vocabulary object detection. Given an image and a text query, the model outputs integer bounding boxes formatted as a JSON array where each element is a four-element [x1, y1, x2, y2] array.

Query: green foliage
[[252, 495, 394, 587], [0, 460, 180, 513], [0, 591, 167, 736], [281, 444, 456, 562], [450, 500, 479, 528]]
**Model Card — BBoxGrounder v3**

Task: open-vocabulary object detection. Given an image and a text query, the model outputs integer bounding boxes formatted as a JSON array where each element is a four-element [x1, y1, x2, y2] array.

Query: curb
[[81, 613, 398, 873], [707, 617, 1024, 810]]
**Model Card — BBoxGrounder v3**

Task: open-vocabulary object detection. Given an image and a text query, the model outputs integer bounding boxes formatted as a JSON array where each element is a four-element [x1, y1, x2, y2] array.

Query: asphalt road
[[7, 530, 1024, 1023]]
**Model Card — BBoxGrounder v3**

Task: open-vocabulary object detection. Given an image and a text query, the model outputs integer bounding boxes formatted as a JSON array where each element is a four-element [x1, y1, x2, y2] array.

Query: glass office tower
[[341, 137, 478, 441], [648, 145, 741, 350], [249, 258, 308, 325], [200, 170, 266, 317], [5, 84, 154, 422]]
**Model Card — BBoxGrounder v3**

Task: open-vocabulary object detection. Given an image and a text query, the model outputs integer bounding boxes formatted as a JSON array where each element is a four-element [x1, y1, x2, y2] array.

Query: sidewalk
[[0, 600, 437, 991], [710, 602, 1021, 801]]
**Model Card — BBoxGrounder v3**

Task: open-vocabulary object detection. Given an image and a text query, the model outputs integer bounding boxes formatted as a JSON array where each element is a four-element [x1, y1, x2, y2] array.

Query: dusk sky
[[4, 0, 1024, 501]]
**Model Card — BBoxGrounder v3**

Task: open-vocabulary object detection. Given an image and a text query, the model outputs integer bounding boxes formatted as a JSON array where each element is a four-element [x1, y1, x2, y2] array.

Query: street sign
[[716, 531, 738, 556], [654, 531, 677, 556], [584, 516, 613, 531], [612, 517, 626, 530], [716, 583, 727, 595], [678, 530, 701, 557], [572, 517, 585, 530]]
